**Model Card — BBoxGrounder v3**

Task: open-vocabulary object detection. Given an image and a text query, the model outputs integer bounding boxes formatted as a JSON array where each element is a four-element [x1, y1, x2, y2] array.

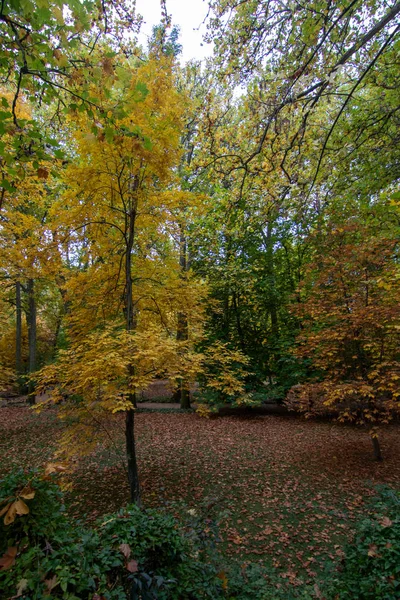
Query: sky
[[135, 0, 214, 62]]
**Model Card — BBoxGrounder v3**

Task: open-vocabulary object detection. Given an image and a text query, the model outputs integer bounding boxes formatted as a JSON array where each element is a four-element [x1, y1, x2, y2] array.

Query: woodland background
[[0, 0, 399, 598]]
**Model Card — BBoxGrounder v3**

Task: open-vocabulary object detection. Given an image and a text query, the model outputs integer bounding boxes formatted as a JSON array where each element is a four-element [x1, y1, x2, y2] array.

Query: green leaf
[[135, 82, 149, 99], [1, 179, 16, 192], [104, 126, 115, 143]]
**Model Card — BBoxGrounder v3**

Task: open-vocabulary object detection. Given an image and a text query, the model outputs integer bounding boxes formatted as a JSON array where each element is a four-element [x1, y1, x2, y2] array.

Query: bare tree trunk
[[265, 222, 279, 339], [371, 435, 383, 461], [15, 281, 23, 392], [124, 184, 141, 505], [174, 227, 191, 409], [26, 279, 36, 405], [52, 311, 62, 356], [126, 407, 141, 505]]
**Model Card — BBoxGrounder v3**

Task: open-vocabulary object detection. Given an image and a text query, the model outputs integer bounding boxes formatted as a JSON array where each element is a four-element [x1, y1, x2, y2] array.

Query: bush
[[0, 469, 225, 599], [325, 486, 400, 599]]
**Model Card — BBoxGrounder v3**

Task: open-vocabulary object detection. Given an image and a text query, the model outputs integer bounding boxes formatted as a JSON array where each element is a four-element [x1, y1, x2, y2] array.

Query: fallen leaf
[[119, 543, 131, 559], [44, 575, 59, 592], [0, 547, 17, 570], [20, 486, 35, 500], [4, 502, 17, 525], [367, 544, 379, 557], [44, 462, 67, 476], [0, 502, 12, 518], [263, 526, 274, 535], [126, 559, 138, 573], [14, 499, 29, 516], [379, 516, 392, 528], [217, 571, 228, 590], [16, 578, 28, 595]]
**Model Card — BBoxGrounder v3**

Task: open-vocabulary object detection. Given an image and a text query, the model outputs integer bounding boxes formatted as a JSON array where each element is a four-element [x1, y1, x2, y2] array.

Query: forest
[[0, 0, 399, 598]]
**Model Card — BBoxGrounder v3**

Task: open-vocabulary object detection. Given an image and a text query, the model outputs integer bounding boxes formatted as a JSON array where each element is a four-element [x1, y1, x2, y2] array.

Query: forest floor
[[1, 404, 400, 587]]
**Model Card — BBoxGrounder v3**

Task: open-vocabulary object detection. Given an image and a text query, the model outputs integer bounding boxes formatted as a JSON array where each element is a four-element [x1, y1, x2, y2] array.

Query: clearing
[[1, 406, 399, 584]]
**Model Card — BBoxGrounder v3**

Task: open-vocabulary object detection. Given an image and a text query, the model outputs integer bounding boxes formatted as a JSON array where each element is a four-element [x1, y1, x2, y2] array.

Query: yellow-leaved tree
[[0, 89, 63, 398], [35, 53, 249, 504]]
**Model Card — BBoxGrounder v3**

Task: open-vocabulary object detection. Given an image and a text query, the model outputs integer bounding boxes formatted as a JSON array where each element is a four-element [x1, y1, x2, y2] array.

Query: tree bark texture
[[125, 408, 141, 505], [175, 227, 190, 409], [15, 281, 23, 391], [26, 278, 36, 405], [124, 180, 141, 505], [371, 435, 383, 461]]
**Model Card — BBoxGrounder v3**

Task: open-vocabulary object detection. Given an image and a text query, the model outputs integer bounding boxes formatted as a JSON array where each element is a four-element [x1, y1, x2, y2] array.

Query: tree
[[205, 0, 400, 193], [0, 90, 63, 399], [286, 214, 400, 459], [35, 54, 225, 503], [0, 0, 141, 194]]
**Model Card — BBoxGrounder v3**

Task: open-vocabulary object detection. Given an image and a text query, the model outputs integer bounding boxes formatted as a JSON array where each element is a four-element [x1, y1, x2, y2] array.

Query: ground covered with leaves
[[1, 406, 400, 588]]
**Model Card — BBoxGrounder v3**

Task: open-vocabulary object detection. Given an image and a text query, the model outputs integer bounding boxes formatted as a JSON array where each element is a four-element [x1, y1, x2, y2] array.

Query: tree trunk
[[124, 183, 141, 505], [26, 278, 36, 405], [371, 435, 383, 461], [175, 227, 191, 409], [232, 291, 246, 352], [265, 222, 279, 339], [126, 407, 141, 505], [15, 281, 23, 392], [52, 311, 62, 356]]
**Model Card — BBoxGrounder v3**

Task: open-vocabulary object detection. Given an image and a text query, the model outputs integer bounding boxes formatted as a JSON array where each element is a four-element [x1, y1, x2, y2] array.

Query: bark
[[265, 222, 279, 339], [26, 278, 36, 405], [124, 179, 141, 505], [126, 407, 141, 505], [15, 281, 23, 391], [174, 227, 191, 409], [232, 291, 246, 353], [371, 435, 383, 461], [52, 311, 62, 356]]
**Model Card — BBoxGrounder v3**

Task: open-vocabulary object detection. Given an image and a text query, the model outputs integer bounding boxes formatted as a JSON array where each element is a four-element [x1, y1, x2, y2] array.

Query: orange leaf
[[217, 571, 228, 591], [0, 547, 17, 570], [380, 516, 392, 528]]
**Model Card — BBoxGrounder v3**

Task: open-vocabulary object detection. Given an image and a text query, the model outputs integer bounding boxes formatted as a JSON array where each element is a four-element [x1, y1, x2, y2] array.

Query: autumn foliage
[[286, 219, 400, 457]]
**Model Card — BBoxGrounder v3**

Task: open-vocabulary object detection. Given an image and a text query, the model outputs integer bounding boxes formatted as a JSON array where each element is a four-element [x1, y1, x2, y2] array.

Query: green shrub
[[326, 486, 400, 599], [0, 469, 225, 599]]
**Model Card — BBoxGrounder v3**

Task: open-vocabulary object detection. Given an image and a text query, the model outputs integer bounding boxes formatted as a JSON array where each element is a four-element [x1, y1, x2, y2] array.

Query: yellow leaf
[[14, 499, 29, 516], [16, 578, 29, 595], [44, 462, 67, 476], [20, 486, 35, 500], [4, 503, 17, 525], [217, 571, 229, 591], [0, 502, 11, 518]]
